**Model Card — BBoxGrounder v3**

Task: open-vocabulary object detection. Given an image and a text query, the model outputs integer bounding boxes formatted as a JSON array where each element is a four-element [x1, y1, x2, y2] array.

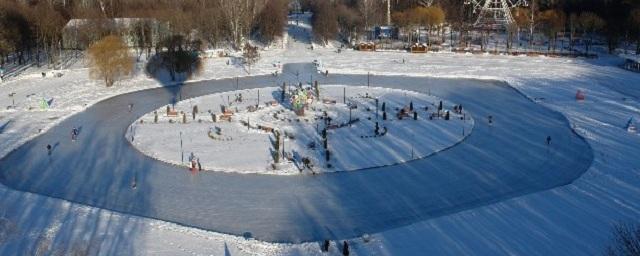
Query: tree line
[[305, 0, 640, 54], [0, 0, 289, 67]]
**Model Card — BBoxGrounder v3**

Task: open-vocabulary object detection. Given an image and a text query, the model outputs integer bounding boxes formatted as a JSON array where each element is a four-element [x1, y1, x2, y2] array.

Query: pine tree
[[273, 131, 281, 163]]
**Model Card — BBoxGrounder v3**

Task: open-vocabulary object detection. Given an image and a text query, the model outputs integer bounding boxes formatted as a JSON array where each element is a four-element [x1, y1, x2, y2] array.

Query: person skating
[[46, 144, 52, 155], [131, 175, 137, 189], [546, 136, 552, 146], [71, 127, 79, 141]]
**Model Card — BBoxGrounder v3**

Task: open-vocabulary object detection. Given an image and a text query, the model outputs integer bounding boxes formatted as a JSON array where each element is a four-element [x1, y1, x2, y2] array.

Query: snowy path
[[0, 63, 592, 243]]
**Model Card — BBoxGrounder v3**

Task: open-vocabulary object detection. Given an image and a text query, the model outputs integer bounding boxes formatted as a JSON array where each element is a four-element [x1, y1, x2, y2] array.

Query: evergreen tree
[[274, 131, 281, 163]]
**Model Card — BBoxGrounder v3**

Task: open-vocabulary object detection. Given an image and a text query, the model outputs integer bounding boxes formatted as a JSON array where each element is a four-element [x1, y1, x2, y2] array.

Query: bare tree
[[255, 0, 288, 44], [578, 12, 605, 55], [32, 2, 66, 67], [337, 3, 362, 44], [218, 0, 263, 49], [539, 9, 565, 53], [630, 9, 640, 54], [87, 35, 133, 87], [311, 1, 339, 45], [243, 43, 259, 74], [358, 0, 384, 35]]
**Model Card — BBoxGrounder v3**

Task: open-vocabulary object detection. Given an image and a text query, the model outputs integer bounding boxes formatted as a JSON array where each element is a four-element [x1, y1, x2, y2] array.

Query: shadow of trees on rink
[[145, 35, 203, 98], [605, 222, 640, 256], [0, 183, 144, 255], [255, 73, 593, 243]]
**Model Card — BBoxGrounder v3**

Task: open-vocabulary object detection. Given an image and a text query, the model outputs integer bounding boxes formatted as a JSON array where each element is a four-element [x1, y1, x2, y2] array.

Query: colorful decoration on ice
[[290, 89, 314, 116]]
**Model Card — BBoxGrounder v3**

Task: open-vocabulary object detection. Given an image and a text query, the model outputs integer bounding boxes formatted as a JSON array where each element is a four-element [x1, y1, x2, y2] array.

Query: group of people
[[321, 240, 350, 255], [45, 126, 79, 156]]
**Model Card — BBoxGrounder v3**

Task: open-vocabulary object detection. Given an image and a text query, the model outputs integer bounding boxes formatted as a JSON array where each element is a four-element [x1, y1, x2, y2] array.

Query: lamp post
[[180, 131, 184, 164], [349, 106, 352, 126], [375, 98, 379, 120]]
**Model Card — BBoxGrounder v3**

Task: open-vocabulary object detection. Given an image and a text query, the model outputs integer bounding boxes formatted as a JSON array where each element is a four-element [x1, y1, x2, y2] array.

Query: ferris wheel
[[464, 0, 528, 29]]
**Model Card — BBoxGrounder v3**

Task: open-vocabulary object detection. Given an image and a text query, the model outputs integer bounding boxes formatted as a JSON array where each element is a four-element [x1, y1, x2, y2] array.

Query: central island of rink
[[128, 85, 474, 175]]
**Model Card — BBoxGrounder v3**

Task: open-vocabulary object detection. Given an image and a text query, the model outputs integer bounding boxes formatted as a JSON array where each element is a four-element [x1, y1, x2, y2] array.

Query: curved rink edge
[[0, 64, 593, 243]]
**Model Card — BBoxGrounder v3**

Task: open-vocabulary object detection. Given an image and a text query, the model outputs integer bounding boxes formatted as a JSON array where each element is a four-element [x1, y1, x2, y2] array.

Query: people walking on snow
[[321, 240, 330, 252], [342, 241, 349, 256]]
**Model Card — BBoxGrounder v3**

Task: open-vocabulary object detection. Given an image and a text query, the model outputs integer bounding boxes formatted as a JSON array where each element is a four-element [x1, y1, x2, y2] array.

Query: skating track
[[0, 63, 593, 243]]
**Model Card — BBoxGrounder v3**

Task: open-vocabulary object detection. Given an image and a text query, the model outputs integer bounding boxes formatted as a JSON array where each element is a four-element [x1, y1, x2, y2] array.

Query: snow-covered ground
[[128, 86, 472, 175], [0, 14, 639, 255], [0, 51, 282, 161]]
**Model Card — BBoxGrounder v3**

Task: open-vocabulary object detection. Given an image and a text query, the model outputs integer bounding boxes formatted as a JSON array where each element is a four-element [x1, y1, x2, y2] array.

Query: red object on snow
[[576, 90, 585, 101], [190, 160, 198, 172]]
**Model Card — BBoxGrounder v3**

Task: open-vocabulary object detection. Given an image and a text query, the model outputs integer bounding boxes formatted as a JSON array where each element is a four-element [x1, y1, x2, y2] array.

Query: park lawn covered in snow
[[0, 36, 639, 255], [128, 86, 473, 174], [0, 49, 283, 160]]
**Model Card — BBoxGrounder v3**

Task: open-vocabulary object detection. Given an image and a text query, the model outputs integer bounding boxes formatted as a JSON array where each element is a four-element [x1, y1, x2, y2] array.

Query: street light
[[180, 131, 184, 164], [375, 98, 379, 120]]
